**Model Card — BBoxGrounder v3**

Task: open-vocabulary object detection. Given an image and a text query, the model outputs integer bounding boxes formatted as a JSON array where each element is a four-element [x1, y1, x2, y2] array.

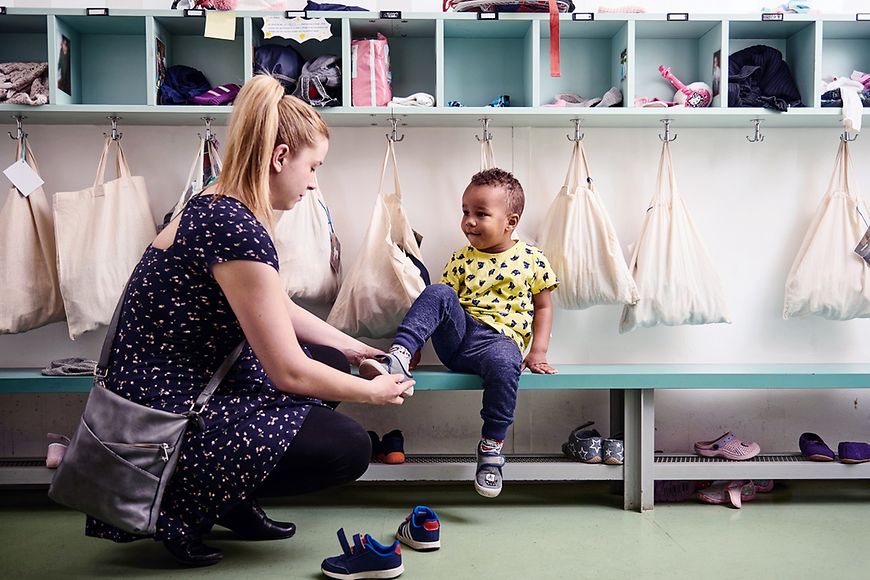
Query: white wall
[[2, 123, 870, 457]]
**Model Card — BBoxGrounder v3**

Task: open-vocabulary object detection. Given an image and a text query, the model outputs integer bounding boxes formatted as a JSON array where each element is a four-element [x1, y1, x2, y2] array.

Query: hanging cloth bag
[[537, 140, 638, 309], [0, 138, 65, 334], [273, 177, 341, 304], [327, 140, 426, 338], [54, 139, 156, 340], [783, 140, 870, 320], [166, 136, 222, 224], [619, 142, 730, 333], [480, 138, 494, 171]]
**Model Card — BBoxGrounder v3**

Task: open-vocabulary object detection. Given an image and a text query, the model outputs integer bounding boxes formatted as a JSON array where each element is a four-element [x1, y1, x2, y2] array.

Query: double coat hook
[[386, 113, 404, 142], [841, 131, 858, 142], [199, 116, 216, 143], [7, 114, 27, 141], [567, 118, 584, 142], [746, 119, 765, 143], [104, 115, 123, 141], [658, 119, 677, 142], [476, 117, 493, 143]]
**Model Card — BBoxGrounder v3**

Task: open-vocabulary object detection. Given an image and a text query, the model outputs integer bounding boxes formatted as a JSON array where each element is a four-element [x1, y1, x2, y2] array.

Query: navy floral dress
[[86, 194, 314, 542]]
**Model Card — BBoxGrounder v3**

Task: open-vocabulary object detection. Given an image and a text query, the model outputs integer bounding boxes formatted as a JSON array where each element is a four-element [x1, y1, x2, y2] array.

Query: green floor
[[1, 481, 868, 579]]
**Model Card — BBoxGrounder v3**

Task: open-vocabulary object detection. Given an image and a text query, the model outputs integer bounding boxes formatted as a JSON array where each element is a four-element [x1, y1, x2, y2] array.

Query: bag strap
[[95, 284, 244, 418], [93, 139, 133, 189], [653, 141, 679, 204], [171, 137, 207, 220], [563, 141, 592, 190], [379, 139, 402, 200], [480, 140, 494, 171]]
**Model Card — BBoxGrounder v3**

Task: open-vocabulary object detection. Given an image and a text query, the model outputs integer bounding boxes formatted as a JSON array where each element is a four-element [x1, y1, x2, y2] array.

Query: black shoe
[[163, 535, 223, 567], [217, 500, 296, 541]]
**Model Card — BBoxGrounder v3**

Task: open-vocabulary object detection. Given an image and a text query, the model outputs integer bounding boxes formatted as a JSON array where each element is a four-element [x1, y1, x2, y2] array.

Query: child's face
[[461, 184, 519, 253]]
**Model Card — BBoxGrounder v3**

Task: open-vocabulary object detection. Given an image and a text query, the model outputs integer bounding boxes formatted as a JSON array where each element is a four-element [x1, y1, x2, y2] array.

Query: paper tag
[[204, 10, 236, 41], [329, 231, 341, 274], [263, 16, 331, 42], [3, 158, 44, 197]]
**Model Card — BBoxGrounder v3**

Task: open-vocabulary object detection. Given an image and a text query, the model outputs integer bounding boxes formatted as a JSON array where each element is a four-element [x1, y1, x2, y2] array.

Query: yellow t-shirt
[[440, 241, 559, 351]]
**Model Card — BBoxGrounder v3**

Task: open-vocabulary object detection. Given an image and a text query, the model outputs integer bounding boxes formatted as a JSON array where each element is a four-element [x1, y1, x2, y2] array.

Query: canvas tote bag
[[168, 136, 221, 222], [537, 140, 638, 309], [273, 176, 341, 304], [619, 142, 730, 333], [0, 138, 65, 334], [783, 139, 870, 320], [327, 140, 426, 338], [54, 139, 156, 340]]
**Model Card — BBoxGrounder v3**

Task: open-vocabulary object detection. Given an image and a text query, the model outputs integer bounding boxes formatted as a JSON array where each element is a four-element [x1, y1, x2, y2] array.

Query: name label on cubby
[[380, 11, 402, 20], [184, 8, 205, 17], [0, 7, 6, 15], [86, 7, 109, 16], [666, 13, 689, 21], [572, 13, 594, 21], [761, 13, 784, 21], [857, 13, 870, 21], [477, 12, 499, 20], [285, 10, 307, 19]]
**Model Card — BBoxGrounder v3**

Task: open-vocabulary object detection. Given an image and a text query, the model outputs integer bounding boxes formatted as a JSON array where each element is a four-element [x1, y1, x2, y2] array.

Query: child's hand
[[522, 353, 557, 374]]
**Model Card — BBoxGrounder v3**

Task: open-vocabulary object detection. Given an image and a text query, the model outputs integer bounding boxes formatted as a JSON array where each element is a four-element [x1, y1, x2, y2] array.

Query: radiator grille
[[654, 453, 804, 464]]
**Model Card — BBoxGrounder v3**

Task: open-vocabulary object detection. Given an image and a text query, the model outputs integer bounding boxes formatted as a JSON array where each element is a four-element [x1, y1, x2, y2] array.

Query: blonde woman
[[85, 75, 413, 566]]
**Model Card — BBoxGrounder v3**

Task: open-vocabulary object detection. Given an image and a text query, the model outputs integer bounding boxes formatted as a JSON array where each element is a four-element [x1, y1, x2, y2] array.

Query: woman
[[86, 75, 413, 566]]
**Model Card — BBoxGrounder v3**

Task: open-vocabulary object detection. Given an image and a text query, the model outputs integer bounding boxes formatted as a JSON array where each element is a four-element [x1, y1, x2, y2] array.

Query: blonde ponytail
[[216, 74, 329, 227]]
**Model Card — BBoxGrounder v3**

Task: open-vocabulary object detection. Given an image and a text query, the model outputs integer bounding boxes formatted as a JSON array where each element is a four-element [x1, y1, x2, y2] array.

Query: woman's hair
[[216, 74, 329, 226]]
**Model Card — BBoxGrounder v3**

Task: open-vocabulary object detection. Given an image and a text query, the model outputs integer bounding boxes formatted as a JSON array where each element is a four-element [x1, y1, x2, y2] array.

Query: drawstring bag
[[480, 139, 494, 171], [292, 55, 342, 107], [619, 142, 730, 333], [351, 33, 391, 107], [54, 139, 156, 340], [783, 140, 870, 320], [537, 140, 638, 309], [273, 177, 341, 304], [163, 136, 221, 226], [327, 139, 426, 338], [0, 138, 65, 334]]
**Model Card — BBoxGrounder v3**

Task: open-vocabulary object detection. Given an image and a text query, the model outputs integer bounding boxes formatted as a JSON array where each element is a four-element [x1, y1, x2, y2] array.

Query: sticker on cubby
[[262, 16, 331, 42]]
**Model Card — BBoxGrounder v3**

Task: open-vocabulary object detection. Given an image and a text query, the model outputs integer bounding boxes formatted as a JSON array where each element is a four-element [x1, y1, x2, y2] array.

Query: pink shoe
[[46, 433, 70, 469], [697, 480, 756, 508], [694, 432, 761, 461]]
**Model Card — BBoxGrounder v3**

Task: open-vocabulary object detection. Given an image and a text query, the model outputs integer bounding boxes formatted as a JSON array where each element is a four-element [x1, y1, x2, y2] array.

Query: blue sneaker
[[321, 528, 403, 580], [358, 353, 414, 397], [475, 443, 505, 498], [396, 505, 440, 551]]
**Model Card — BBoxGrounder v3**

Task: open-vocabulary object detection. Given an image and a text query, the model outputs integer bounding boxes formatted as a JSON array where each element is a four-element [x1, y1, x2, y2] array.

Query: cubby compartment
[[0, 15, 48, 64], [349, 18, 436, 107], [444, 19, 534, 108], [52, 16, 148, 105], [820, 21, 870, 106], [153, 15, 245, 105], [539, 19, 628, 108], [728, 20, 817, 108], [634, 20, 723, 107], [250, 16, 343, 105]]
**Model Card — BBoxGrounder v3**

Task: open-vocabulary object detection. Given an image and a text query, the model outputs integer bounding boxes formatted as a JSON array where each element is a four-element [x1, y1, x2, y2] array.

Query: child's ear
[[506, 213, 520, 230]]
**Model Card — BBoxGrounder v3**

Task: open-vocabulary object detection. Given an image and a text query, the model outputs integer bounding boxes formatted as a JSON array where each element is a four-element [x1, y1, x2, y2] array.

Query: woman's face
[[269, 134, 329, 211]]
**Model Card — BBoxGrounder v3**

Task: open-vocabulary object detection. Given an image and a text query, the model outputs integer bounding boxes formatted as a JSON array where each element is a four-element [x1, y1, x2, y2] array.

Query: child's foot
[[475, 442, 505, 498], [358, 353, 414, 397]]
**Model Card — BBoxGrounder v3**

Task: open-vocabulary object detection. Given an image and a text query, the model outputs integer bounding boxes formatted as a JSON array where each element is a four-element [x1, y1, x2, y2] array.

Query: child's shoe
[[358, 354, 414, 397], [321, 528, 404, 580], [380, 430, 406, 464], [561, 421, 603, 464], [46, 433, 70, 469], [367, 431, 383, 462], [396, 506, 440, 551], [603, 437, 624, 465], [475, 442, 505, 498], [697, 480, 756, 509]]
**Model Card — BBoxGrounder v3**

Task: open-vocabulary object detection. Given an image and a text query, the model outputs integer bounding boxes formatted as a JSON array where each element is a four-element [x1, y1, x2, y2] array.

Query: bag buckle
[[185, 404, 206, 431]]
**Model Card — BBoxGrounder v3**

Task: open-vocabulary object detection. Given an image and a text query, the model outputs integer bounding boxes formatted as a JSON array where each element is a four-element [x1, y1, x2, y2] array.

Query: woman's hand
[[342, 344, 385, 367], [368, 374, 415, 405]]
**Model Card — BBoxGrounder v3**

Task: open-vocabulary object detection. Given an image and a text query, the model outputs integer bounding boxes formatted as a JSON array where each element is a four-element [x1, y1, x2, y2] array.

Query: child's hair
[[469, 168, 525, 217], [217, 74, 329, 226]]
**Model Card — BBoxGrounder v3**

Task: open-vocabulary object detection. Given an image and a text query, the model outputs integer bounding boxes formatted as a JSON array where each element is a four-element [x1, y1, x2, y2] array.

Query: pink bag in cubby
[[351, 33, 391, 107]]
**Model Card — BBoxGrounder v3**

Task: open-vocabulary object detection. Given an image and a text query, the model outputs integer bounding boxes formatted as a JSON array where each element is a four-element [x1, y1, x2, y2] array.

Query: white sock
[[389, 345, 412, 367], [479, 437, 504, 454]]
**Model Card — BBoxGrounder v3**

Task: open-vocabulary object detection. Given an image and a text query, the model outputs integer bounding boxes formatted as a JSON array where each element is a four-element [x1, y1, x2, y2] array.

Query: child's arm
[[523, 288, 557, 374]]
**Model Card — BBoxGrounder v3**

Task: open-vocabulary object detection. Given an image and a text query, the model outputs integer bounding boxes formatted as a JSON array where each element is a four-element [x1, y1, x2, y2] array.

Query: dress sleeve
[[192, 198, 279, 271], [530, 247, 559, 295]]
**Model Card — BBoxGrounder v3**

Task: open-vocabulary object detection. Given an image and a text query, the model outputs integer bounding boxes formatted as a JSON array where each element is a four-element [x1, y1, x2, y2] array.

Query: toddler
[[360, 168, 559, 497]]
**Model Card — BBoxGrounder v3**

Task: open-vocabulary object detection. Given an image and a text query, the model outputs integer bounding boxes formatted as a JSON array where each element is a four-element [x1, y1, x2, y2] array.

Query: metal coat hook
[[476, 117, 493, 143], [386, 113, 404, 142], [746, 118, 765, 143], [104, 116, 123, 141], [841, 131, 858, 142], [567, 118, 584, 142], [658, 119, 677, 142], [199, 116, 216, 143], [7, 115, 27, 141]]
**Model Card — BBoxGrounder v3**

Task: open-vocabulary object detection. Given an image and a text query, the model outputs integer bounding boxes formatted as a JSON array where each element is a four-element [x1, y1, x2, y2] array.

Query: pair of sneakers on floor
[[360, 352, 507, 499], [321, 506, 440, 579]]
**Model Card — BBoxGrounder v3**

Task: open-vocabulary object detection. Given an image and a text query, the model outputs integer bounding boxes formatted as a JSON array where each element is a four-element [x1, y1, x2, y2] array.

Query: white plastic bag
[[326, 140, 426, 338], [619, 142, 730, 333], [54, 139, 156, 340], [273, 178, 341, 304], [783, 140, 870, 320], [168, 136, 221, 222], [537, 140, 637, 309], [0, 139, 65, 334]]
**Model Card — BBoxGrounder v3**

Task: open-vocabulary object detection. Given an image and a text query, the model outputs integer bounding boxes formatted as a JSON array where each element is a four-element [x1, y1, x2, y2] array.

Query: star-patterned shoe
[[561, 421, 603, 464], [603, 437, 624, 465]]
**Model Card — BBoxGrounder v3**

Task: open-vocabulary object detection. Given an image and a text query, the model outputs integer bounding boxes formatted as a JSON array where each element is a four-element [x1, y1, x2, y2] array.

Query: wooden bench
[[3, 364, 870, 511]]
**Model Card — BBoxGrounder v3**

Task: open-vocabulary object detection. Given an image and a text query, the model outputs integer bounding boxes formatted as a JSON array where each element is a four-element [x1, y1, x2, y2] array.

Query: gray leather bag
[[48, 285, 243, 535]]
